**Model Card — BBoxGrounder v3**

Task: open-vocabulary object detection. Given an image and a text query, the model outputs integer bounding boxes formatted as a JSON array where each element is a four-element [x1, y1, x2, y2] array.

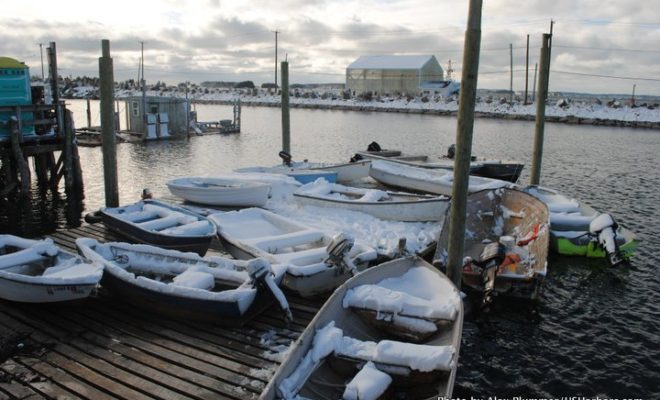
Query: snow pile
[[342, 266, 461, 321], [343, 361, 392, 400]]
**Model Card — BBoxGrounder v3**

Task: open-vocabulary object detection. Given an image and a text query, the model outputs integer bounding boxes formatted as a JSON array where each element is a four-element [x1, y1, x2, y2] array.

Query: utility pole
[[631, 84, 636, 107], [39, 43, 45, 80], [446, 0, 483, 289], [524, 34, 530, 105], [509, 43, 513, 103], [530, 34, 552, 186], [532, 62, 538, 102], [281, 60, 290, 154], [140, 41, 147, 131], [273, 30, 279, 87]]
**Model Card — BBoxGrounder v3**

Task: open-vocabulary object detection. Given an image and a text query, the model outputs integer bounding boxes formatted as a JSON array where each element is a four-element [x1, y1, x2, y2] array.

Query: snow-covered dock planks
[[0, 223, 324, 400]]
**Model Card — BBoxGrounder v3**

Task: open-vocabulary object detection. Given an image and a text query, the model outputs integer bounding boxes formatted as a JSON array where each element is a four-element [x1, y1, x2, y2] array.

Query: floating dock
[[0, 224, 322, 399]]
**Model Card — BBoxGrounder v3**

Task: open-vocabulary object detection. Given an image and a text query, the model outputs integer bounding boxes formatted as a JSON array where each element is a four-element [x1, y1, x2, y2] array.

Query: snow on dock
[[0, 223, 323, 399]]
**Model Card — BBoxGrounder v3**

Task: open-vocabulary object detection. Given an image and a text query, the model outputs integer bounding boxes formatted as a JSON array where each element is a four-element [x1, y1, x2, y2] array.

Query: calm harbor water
[[2, 99, 659, 398]]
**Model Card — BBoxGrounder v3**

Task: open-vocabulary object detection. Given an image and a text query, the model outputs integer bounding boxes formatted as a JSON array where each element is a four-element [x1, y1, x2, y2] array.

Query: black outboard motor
[[366, 141, 382, 152], [278, 150, 293, 166], [324, 233, 358, 276], [349, 153, 364, 163], [247, 258, 293, 323], [589, 213, 625, 266], [472, 242, 506, 309], [447, 144, 456, 159]]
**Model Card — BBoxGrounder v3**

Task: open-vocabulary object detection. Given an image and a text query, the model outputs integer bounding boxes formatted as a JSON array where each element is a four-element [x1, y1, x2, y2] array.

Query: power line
[[553, 44, 660, 53], [553, 70, 660, 82]]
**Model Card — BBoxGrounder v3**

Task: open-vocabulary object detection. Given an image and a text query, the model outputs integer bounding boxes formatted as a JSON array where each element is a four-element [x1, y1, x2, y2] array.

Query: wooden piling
[[9, 118, 31, 198], [530, 34, 552, 186], [86, 98, 92, 127], [281, 60, 290, 155], [99, 39, 119, 207], [64, 109, 84, 198], [446, 0, 483, 289]]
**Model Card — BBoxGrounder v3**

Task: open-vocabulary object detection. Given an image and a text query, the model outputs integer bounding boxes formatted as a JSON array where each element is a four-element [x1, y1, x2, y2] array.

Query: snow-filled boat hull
[[434, 187, 550, 301], [100, 199, 216, 256], [236, 160, 371, 183], [209, 208, 378, 298], [260, 256, 463, 400], [77, 239, 287, 325], [0, 235, 102, 303], [357, 150, 524, 183], [166, 176, 271, 207], [369, 159, 510, 196], [294, 182, 449, 222]]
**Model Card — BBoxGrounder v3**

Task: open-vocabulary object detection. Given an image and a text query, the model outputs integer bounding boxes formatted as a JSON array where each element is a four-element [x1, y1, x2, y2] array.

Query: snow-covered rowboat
[[76, 238, 292, 324], [434, 187, 550, 301], [0, 235, 102, 303], [236, 160, 371, 183], [260, 256, 463, 399], [208, 208, 378, 297], [166, 176, 271, 207], [294, 180, 449, 222], [369, 159, 510, 196], [234, 166, 338, 184], [100, 199, 217, 256], [524, 186, 637, 265], [355, 144, 524, 182]]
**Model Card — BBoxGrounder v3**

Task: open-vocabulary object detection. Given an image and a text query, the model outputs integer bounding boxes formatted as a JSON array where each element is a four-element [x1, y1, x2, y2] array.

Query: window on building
[[131, 101, 139, 117]]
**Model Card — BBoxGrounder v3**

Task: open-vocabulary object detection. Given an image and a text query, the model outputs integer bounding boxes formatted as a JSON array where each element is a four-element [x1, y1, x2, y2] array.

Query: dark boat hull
[[472, 163, 525, 183], [100, 272, 275, 325]]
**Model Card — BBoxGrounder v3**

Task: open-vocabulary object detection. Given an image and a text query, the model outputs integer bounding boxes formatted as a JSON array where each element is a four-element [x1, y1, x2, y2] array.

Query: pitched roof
[[347, 55, 436, 70]]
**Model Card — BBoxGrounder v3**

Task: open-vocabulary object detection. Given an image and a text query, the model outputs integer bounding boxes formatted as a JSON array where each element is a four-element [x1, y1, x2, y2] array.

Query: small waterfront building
[[346, 55, 444, 96], [126, 95, 188, 138]]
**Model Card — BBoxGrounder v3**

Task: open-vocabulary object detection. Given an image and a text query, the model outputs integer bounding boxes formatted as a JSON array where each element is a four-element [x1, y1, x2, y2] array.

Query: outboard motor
[[349, 153, 364, 163], [472, 242, 506, 309], [589, 213, 624, 266], [247, 258, 293, 323], [447, 144, 456, 159], [324, 233, 358, 276], [366, 141, 382, 152], [278, 150, 293, 166]]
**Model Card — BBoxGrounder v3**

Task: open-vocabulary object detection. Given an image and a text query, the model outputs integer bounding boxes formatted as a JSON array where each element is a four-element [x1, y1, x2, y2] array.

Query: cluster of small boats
[[0, 145, 639, 399]]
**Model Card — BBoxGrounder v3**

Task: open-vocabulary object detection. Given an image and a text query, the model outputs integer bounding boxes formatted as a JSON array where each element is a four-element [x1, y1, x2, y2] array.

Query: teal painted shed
[[0, 57, 34, 137]]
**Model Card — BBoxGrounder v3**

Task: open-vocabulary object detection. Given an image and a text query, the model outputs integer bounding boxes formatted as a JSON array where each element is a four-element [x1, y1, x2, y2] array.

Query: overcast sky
[[2, 0, 659, 95]]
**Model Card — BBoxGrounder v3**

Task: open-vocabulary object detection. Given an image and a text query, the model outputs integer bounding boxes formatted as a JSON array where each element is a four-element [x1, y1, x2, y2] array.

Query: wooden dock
[[0, 224, 324, 400]]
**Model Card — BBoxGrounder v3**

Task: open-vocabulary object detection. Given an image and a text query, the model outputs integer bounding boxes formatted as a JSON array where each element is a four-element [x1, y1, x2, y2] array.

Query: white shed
[[346, 55, 444, 96]]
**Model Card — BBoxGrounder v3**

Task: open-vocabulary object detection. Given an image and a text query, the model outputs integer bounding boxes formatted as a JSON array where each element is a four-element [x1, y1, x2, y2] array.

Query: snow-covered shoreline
[[68, 86, 660, 129]]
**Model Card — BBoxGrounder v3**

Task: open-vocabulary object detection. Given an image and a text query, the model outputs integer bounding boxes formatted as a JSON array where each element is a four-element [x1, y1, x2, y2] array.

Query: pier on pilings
[[0, 103, 84, 201]]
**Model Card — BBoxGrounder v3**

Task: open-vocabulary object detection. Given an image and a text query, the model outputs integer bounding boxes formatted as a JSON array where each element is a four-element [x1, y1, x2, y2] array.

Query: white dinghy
[[294, 179, 449, 222], [167, 176, 272, 207], [0, 235, 102, 303], [209, 208, 378, 297], [260, 256, 463, 400], [76, 238, 292, 325], [369, 159, 510, 196]]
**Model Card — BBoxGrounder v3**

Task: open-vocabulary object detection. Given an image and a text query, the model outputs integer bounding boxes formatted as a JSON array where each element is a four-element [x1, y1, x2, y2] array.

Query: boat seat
[[118, 210, 160, 223], [0, 246, 56, 270], [273, 247, 329, 266], [245, 230, 325, 254], [171, 270, 215, 290], [160, 220, 212, 236], [137, 214, 197, 232], [343, 284, 458, 321], [336, 336, 455, 372]]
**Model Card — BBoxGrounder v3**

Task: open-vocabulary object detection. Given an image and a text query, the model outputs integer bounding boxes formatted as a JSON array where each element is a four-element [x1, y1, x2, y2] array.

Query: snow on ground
[[261, 179, 442, 257], [115, 87, 660, 124]]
